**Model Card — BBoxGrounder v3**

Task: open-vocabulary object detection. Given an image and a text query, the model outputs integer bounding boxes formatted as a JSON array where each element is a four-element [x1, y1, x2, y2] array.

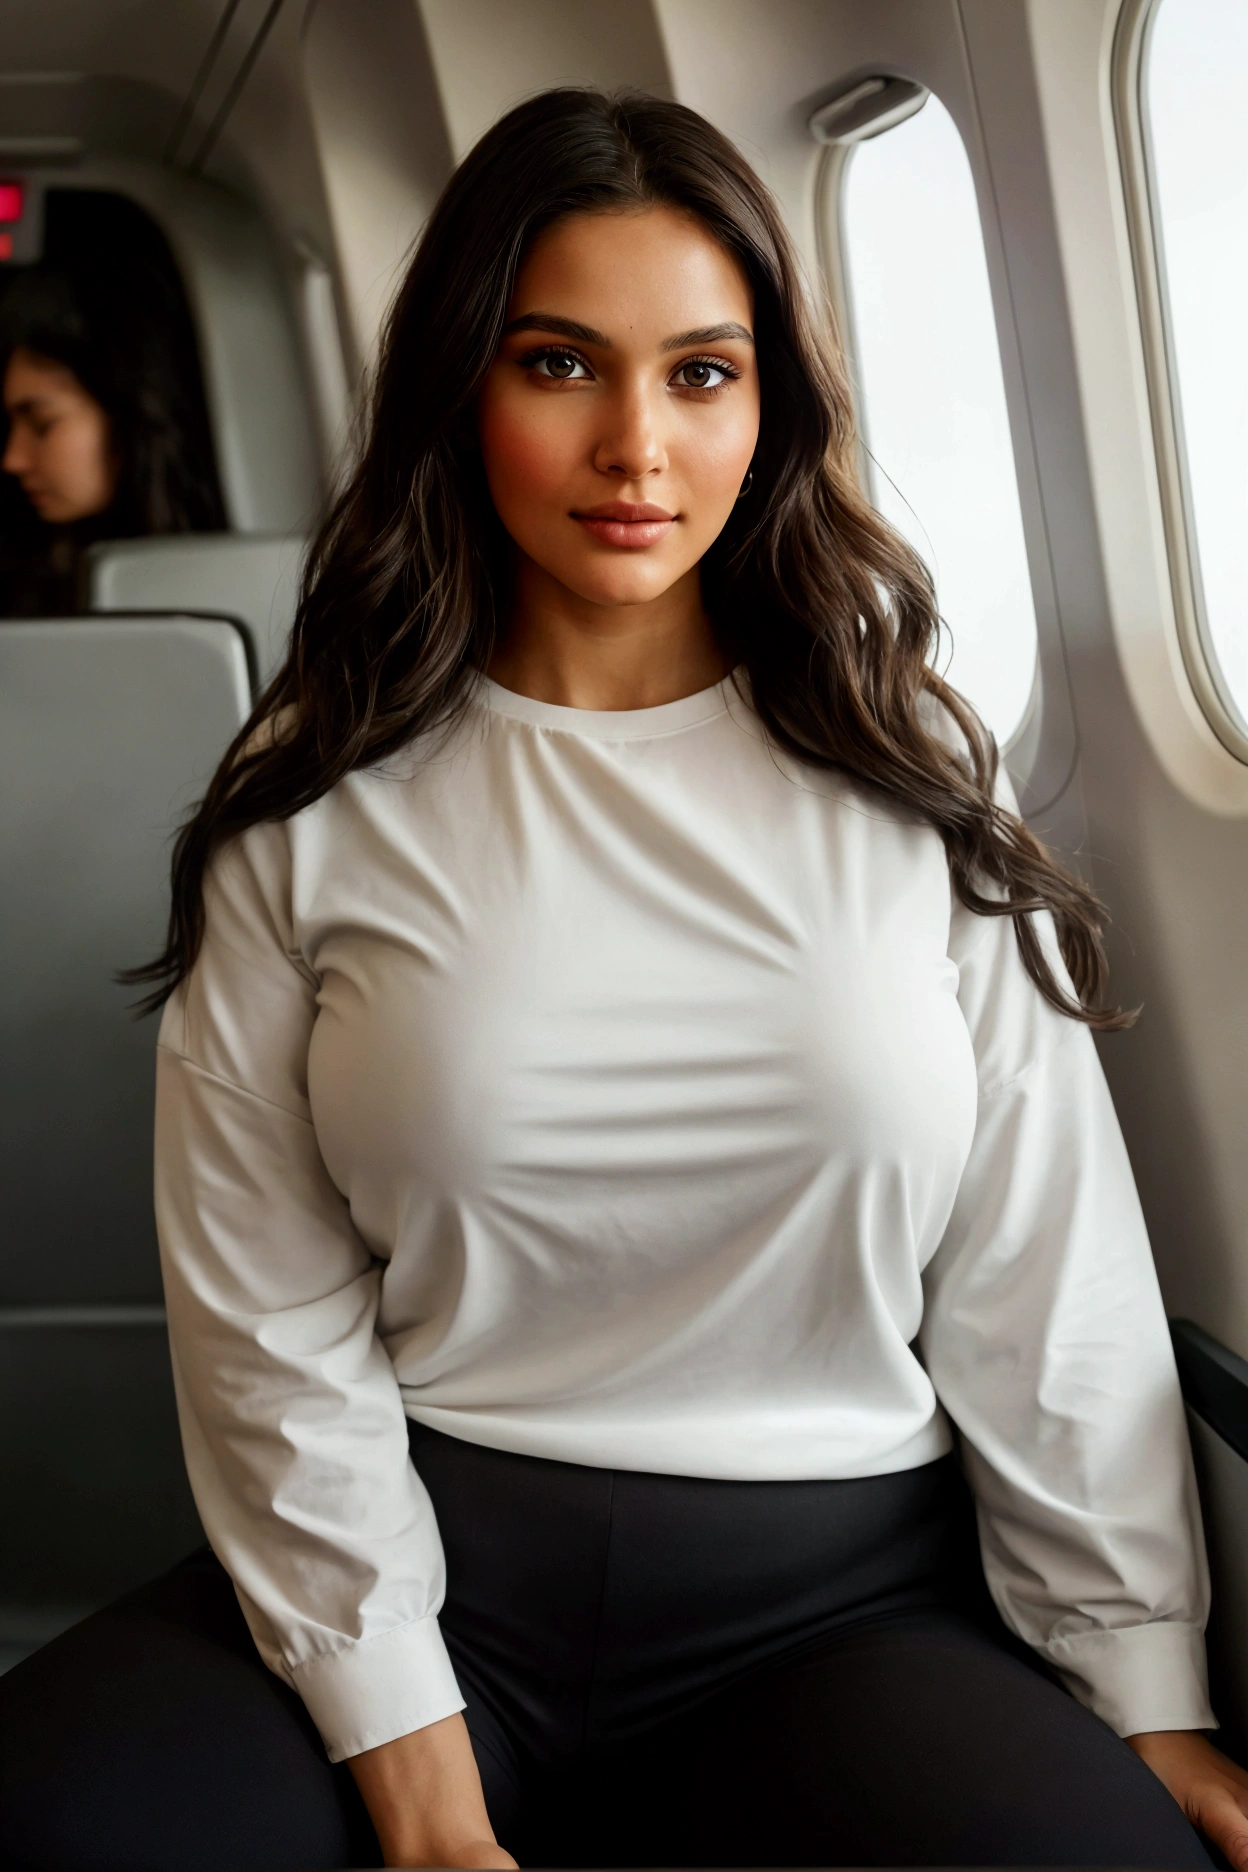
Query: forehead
[[510, 206, 753, 340], [3, 347, 82, 406]]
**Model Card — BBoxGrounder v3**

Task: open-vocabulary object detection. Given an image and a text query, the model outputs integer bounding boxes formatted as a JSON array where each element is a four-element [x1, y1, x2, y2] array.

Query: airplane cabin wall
[[1022, 0, 1248, 1350], [302, 0, 453, 379]]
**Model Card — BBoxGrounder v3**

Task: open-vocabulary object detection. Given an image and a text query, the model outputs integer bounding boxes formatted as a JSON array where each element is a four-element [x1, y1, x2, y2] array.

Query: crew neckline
[[478, 671, 737, 740]]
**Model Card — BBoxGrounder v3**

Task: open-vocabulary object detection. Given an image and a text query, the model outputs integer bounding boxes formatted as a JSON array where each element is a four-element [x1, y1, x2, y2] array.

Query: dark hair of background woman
[[132, 87, 1127, 1030], [0, 190, 225, 607]]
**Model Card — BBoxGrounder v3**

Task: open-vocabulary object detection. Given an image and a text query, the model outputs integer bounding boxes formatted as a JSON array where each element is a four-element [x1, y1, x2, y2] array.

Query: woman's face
[[2, 346, 116, 524], [477, 206, 761, 610]]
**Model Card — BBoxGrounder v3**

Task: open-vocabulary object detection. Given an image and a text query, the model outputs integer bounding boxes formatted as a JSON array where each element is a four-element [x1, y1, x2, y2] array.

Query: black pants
[[0, 1425, 1212, 1871]]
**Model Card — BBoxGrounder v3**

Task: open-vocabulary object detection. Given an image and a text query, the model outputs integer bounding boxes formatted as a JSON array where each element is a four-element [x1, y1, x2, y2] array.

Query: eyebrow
[[502, 313, 754, 351], [661, 323, 754, 351]]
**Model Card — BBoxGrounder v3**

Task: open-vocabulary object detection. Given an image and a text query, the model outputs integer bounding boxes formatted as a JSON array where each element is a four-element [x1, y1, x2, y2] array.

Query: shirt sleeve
[[154, 821, 465, 1763], [920, 772, 1213, 1738]]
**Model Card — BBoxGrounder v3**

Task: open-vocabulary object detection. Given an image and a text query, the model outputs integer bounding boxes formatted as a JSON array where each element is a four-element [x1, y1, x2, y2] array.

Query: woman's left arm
[[920, 783, 1241, 1845]]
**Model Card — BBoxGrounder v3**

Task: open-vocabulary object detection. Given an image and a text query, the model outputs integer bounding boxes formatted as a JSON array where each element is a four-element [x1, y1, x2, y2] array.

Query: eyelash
[[521, 345, 741, 393]]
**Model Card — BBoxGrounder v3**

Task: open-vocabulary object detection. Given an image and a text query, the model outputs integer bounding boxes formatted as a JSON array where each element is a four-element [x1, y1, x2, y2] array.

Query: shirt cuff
[[288, 1612, 466, 1762], [1044, 1622, 1215, 1737]]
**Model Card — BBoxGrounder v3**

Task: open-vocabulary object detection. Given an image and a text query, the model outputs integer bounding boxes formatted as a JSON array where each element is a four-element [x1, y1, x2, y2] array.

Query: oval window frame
[[1113, 0, 1248, 765]]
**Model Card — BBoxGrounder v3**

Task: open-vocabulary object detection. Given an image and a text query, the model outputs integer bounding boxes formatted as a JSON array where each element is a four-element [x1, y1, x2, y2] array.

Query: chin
[[558, 560, 689, 609]]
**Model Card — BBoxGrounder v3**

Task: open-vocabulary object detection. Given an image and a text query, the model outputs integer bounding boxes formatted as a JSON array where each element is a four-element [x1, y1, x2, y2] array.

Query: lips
[[571, 501, 676, 550]]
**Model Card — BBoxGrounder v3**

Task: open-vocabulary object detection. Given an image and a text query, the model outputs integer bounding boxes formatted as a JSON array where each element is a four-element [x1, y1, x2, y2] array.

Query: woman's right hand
[[347, 1711, 517, 1869]]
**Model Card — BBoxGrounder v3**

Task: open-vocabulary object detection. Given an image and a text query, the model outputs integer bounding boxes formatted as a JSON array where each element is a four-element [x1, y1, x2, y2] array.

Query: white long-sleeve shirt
[[154, 673, 1213, 1763]]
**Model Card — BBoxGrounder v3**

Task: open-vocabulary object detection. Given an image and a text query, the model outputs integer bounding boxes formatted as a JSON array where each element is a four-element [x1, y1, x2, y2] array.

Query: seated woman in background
[[0, 190, 225, 616]]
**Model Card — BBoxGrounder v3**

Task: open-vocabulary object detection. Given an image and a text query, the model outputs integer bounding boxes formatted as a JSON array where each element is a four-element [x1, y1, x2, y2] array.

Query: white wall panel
[[418, 0, 671, 164], [303, 0, 453, 373]]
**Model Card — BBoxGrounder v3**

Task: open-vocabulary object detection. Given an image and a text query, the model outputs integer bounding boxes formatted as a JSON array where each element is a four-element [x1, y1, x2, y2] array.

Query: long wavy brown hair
[[132, 87, 1127, 1029]]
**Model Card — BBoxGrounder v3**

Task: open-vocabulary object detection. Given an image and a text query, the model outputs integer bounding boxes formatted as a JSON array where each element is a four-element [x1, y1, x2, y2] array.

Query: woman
[[0, 189, 225, 616], [1, 88, 1245, 1872]]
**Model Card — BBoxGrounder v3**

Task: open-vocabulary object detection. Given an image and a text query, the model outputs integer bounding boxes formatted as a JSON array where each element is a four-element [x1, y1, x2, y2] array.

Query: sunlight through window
[[840, 94, 1038, 747]]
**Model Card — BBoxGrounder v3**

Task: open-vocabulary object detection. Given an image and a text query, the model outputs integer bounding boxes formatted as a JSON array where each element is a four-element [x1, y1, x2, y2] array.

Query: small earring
[[736, 469, 754, 501]]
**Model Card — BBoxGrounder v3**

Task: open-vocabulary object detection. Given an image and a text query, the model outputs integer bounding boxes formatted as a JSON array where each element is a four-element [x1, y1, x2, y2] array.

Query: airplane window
[[1144, 0, 1248, 741], [839, 94, 1038, 749]]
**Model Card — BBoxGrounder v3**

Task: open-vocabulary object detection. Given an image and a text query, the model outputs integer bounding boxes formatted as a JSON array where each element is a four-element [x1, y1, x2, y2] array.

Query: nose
[[2, 424, 31, 478], [592, 380, 667, 481]]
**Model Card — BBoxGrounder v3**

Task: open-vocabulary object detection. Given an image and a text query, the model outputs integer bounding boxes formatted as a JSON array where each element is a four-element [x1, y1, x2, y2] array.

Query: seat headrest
[[86, 534, 307, 687]]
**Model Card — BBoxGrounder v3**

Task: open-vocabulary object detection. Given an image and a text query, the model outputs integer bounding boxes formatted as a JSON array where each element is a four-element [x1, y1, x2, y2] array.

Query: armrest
[[1172, 1318, 1248, 1464]]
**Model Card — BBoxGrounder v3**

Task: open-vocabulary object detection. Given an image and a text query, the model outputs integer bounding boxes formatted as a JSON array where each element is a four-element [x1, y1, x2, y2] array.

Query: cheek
[[50, 416, 109, 497], [478, 389, 579, 522], [673, 396, 760, 517], [683, 412, 756, 490]]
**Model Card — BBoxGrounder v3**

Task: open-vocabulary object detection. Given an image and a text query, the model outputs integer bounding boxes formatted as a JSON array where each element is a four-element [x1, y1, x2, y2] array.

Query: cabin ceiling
[[0, 1, 284, 114]]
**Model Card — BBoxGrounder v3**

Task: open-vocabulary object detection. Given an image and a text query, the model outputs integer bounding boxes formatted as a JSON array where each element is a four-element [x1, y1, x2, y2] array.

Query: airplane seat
[[85, 532, 309, 689], [1172, 1324, 1248, 1763], [0, 615, 250, 1669]]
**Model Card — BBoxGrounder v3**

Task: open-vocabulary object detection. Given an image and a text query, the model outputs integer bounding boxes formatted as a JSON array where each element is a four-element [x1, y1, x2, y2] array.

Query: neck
[[486, 555, 727, 711]]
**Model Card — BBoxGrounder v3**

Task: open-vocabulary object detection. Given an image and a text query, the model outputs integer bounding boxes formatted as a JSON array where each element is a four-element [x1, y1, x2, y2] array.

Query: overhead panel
[[417, 0, 672, 164]]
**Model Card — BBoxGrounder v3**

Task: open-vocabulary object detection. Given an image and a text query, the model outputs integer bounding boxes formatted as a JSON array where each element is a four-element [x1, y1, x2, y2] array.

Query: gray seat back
[[0, 617, 249, 1634], [86, 533, 307, 686]]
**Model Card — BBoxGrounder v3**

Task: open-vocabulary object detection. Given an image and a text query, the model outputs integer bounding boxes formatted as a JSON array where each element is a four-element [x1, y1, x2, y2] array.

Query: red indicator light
[[0, 233, 12, 261], [0, 182, 23, 223]]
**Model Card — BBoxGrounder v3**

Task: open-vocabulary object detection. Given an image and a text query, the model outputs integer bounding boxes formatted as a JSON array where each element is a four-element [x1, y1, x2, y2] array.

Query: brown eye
[[673, 359, 729, 390], [533, 351, 588, 380]]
